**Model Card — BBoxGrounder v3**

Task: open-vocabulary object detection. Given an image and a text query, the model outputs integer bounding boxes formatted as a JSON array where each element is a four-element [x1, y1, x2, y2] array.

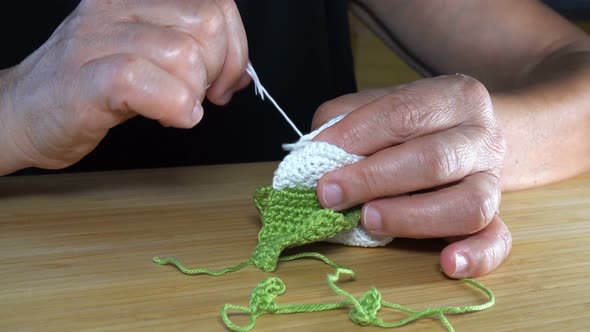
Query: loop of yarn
[[246, 62, 303, 137], [153, 251, 351, 277], [221, 268, 495, 332]]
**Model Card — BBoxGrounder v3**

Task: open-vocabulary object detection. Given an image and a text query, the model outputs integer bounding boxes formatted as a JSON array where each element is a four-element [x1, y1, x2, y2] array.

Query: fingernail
[[321, 183, 343, 208], [363, 205, 382, 233], [192, 102, 203, 125], [454, 253, 468, 277]]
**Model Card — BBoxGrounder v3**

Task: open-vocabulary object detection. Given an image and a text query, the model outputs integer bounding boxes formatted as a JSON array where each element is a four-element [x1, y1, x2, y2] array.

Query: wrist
[[0, 68, 32, 175]]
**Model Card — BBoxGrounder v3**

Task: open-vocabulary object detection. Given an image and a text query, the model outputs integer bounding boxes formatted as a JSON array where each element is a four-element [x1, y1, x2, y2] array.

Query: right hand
[[0, 0, 249, 171]]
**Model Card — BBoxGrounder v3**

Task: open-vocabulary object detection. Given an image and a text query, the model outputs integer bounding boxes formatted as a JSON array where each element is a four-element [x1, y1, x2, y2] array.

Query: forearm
[[0, 68, 29, 175], [355, 0, 590, 190], [494, 51, 590, 191]]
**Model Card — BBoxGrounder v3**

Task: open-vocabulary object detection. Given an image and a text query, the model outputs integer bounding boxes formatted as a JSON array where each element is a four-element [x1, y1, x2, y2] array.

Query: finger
[[314, 75, 493, 156], [94, 22, 208, 101], [127, 0, 229, 86], [440, 215, 512, 278], [206, 0, 249, 105], [233, 71, 253, 92], [358, 172, 501, 238], [76, 54, 201, 129], [318, 126, 500, 209], [311, 88, 396, 130]]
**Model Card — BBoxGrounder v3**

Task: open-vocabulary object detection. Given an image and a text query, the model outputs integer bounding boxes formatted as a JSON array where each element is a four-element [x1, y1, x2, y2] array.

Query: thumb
[[440, 215, 512, 278]]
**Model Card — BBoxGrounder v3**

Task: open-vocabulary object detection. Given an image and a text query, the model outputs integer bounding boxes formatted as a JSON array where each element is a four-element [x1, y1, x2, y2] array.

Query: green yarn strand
[[221, 304, 257, 332], [278, 252, 351, 270], [274, 301, 349, 314], [221, 267, 495, 332], [152, 251, 347, 276], [152, 256, 254, 276], [326, 268, 495, 331]]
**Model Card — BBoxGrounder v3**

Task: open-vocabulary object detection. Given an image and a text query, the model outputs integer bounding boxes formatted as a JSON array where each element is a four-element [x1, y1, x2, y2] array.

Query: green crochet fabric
[[153, 186, 361, 275], [153, 186, 360, 276], [251, 186, 360, 271]]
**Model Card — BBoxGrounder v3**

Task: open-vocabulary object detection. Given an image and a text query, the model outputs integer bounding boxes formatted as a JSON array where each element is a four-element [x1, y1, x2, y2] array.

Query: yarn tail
[[279, 252, 351, 271], [153, 252, 349, 276], [152, 256, 253, 276]]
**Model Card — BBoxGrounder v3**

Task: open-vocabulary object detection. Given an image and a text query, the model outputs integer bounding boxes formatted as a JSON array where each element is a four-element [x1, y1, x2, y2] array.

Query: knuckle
[[197, 5, 226, 41], [488, 127, 507, 157], [173, 33, 202, 69], [484, 131, 507, 172], [426, 142, 464, 183], [339, 122, 370, 153], [498, 226, 513, 256], [456, 75, 494, 119], [315, 100, 341, 122], [448, 73, 489, 99], [58, 16, 96, 67], [353, 162, 386, 199], [316, 100, 335, 116], [479, 231, 511, 275], [110, 55, 141, 89], [381, 93, 423, 140], [474, 123, 506, 173], [465, 188, 498, 234], [454, 74, 490, 99], [60, 36, 85, 67], [173, 87, 195, 114], [215, 0, 247, 61]]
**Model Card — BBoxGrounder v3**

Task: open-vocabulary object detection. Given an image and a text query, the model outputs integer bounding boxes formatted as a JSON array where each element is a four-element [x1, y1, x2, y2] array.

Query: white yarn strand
[[245, 63, 390, 246], [246, 63, 303, 137]]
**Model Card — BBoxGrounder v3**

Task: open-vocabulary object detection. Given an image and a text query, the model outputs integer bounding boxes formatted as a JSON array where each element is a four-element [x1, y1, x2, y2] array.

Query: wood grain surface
[[1, 162, 589, 331]]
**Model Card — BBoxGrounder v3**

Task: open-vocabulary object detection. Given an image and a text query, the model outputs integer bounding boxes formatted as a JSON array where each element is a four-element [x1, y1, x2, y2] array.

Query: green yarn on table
[[152, 185, 496, 331], [154, 186, 360, 275], [222, 268, 495, 332]]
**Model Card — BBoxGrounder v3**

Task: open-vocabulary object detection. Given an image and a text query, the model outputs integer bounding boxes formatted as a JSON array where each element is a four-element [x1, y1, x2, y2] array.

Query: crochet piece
[[275, 114, 394, 247], [251, 186, 361, 272], [153, 187, 360, 274], [154, 115, 392, 275]]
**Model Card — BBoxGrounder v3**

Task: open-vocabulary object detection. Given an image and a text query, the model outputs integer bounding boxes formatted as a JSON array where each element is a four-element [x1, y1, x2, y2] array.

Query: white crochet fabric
[[273, 115, 393, 247]]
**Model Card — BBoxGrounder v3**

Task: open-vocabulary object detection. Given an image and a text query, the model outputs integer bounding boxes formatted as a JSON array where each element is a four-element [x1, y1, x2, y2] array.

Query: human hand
[[0, 0, 249, 171], [312, 75, 511, 278]]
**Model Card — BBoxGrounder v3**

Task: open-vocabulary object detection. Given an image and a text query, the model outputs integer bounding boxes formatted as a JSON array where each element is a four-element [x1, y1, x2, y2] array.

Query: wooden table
[[1, 162, 589, 331]]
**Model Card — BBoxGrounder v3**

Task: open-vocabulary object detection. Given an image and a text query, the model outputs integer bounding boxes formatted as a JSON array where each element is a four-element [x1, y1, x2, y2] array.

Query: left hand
[[312, 75, 511, 278]]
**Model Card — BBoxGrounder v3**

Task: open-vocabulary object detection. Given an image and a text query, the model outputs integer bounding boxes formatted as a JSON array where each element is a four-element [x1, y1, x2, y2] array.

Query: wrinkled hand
[[1, 0, 249, 170], [312, 75, 511, 278]]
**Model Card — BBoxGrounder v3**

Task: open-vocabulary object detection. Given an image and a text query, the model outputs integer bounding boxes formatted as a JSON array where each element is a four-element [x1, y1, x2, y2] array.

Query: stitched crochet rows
[[274, 114, 393, 248]]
